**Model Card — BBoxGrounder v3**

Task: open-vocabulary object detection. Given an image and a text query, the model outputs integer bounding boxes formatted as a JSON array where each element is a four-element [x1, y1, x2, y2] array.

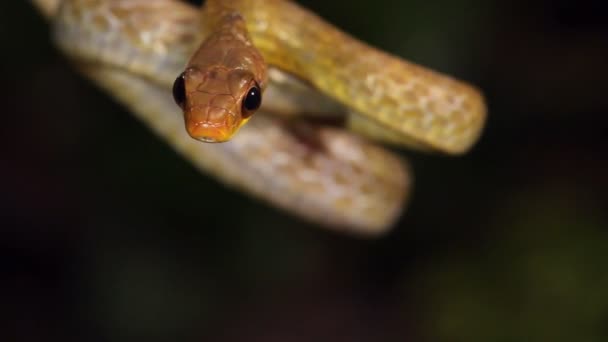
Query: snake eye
[[172, 72, 187, 108], [242, 84, 261, 117]]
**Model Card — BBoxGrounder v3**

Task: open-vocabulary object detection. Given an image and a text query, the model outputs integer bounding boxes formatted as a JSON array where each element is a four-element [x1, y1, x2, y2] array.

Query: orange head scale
[[172, 66, 262, 143]]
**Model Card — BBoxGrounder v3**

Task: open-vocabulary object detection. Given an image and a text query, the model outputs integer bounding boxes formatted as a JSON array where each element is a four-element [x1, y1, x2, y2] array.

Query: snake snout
[[184, 105, 240, 143]]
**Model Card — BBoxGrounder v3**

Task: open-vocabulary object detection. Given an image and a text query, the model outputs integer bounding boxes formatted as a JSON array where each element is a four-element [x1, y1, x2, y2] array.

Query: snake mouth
[[186, 122, 235, 143]]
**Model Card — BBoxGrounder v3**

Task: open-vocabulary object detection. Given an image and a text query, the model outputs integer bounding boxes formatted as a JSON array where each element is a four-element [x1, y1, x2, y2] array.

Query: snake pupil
[[242, 85, 262, 116], [172, 72, 187, 108]]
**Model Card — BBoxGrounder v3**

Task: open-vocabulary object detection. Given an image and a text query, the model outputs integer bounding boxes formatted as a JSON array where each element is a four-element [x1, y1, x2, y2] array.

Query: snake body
[[30, 0, 486, 235]]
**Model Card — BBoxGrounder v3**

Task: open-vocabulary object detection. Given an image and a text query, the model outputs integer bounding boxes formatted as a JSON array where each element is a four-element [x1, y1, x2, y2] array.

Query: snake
[[30, 0, 487, 236]]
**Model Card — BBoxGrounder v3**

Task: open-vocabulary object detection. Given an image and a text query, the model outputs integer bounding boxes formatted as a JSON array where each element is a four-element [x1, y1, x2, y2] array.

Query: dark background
[[2, 0, 607, 341]]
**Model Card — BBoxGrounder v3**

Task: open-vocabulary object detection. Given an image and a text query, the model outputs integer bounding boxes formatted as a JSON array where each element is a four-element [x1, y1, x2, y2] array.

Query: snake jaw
[[186, 124, 233, 143]]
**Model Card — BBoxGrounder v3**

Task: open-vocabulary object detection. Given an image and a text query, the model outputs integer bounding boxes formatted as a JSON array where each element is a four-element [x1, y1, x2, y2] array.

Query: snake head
[[173, 66, 262, 143]]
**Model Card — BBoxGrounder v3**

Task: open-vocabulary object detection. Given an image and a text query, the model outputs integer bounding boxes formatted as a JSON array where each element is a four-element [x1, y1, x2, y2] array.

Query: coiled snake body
[[31, 0, 486, 236]]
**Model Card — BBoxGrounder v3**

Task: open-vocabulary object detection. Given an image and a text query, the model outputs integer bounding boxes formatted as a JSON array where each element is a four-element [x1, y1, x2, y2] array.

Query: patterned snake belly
[[30, 0, 487, 236]]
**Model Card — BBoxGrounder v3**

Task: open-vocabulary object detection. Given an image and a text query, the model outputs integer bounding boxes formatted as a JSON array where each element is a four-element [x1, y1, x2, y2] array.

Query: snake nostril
[[172, 71, 187, 108]]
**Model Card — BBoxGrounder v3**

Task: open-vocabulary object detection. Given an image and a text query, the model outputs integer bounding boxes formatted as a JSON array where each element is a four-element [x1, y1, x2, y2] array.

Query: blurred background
[[2, 0, 607, 341]]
